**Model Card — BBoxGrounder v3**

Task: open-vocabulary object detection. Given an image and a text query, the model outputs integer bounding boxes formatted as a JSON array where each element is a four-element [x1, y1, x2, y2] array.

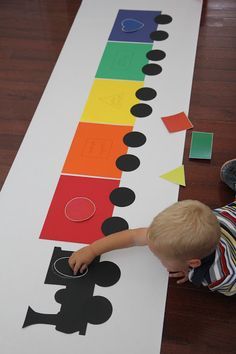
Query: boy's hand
[[169, 270, 189, 284], [68, 246, 96, 275]]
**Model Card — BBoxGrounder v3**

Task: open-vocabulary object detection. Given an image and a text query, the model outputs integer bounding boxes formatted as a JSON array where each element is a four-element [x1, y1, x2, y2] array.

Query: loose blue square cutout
[[109, 9, 161, 43]]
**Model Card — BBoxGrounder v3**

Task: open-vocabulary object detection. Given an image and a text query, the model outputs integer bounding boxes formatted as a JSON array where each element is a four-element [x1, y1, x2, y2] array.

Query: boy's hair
[[148, 200, 221, 260]]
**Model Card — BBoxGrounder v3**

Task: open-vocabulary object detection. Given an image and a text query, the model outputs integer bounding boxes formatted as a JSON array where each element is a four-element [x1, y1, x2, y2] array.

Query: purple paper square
[[108, 9, 161, 43]]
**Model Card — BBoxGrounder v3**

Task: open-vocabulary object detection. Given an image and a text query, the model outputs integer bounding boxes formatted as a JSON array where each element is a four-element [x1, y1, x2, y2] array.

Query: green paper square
[[96, 42, 152, 81], [189, 131, 214, 159]]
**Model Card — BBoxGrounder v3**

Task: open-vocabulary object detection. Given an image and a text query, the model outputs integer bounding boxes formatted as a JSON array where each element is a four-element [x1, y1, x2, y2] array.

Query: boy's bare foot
[[220, 159, 236, 192]]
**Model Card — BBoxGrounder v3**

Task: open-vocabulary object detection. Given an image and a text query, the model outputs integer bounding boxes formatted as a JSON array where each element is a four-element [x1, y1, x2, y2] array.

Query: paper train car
[[23, 10, 173, 334]]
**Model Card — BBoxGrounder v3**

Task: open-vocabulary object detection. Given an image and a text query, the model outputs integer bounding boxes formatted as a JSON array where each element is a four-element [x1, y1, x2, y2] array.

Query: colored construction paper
[[95, 42, 152, 81], [161, 112, 193, 133], [160, 165, 186, 186], [40, 175, 120, 244], [189, 131, 213, 159], [81, 79, 143, 125], [63, 122, 132, 178], [108, 9, 161, 43]]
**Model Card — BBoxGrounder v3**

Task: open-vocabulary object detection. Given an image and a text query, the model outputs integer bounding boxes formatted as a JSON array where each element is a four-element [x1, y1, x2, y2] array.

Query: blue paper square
[[109, 9, 161, 43]]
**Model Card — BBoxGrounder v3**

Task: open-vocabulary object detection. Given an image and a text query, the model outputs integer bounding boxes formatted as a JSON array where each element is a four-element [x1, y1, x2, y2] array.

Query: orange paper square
[[62, 122, 133, 178]]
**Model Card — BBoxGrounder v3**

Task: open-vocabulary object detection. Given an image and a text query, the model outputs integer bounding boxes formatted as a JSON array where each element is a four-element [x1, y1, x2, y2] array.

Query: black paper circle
[[116, 154, 140, 172], [146, 49, 166, 61], [123, 131, 146, 147], [135, 87, 157, 101], [92, 261, 121, 287], [142, 63, 162, 76], [150, 30, 169, 41], [130, 103, 152, 117], [110, 187, 135, 207], [101, 217, 129, 236], [85, 296, 112, 324], [154, 14, 173, 24]]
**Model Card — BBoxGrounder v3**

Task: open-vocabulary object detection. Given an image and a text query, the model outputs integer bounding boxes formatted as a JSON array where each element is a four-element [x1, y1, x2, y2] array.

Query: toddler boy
[[69, 160, 236, 296]]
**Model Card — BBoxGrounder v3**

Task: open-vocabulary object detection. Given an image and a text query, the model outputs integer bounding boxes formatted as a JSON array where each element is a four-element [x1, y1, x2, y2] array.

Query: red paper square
[[161, 112, 193, 133], [40, 175, 120, 244]]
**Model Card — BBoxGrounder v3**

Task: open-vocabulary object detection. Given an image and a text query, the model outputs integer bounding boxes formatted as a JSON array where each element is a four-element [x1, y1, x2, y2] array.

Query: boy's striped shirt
[[189, 202, 236, 296]]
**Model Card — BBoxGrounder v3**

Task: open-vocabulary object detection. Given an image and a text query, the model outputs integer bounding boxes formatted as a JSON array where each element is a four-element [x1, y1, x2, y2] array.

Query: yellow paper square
[[81, 79, 144, 125]]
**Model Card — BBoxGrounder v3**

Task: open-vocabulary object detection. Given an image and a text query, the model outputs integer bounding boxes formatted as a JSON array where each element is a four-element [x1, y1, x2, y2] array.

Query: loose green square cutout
[[189, 131, 214, 159], [96, 42, 152, 81]]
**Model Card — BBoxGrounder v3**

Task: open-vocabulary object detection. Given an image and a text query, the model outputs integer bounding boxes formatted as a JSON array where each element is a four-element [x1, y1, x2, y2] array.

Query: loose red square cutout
[[40, 175, 120, 244], [161, 112, 193, 133]]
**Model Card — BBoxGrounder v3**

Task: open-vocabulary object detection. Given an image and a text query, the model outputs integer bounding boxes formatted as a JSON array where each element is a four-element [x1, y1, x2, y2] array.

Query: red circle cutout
[[65, 197, 96, 222]]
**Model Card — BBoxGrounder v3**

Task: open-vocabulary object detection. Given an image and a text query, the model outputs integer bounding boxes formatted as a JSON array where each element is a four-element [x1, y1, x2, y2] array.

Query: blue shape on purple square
[[109, 9, 161, 43], [121, 19, 144, 33]]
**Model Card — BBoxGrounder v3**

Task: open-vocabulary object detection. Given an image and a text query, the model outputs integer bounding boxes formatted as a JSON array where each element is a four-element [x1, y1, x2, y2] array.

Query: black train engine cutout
[[23, 247, 121, 335]]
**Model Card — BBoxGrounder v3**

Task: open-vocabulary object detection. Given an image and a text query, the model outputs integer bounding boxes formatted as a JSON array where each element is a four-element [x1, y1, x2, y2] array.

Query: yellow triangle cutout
[[160, 165, 186, 186]]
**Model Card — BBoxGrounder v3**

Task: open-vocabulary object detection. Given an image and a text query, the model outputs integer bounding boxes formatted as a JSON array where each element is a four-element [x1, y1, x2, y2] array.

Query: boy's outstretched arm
[[68, 228, 148, 275]]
